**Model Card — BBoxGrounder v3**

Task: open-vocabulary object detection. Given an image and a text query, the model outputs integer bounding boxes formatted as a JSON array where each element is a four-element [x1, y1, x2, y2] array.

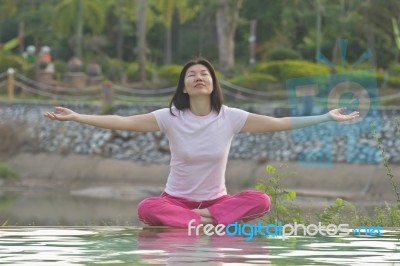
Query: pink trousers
[[137, 190, 271, 228]]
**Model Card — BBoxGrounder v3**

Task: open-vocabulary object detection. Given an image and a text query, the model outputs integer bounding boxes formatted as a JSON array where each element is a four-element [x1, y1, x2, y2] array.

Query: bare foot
[[193, 209, 215, 224], [192, 208, 212, 217], [200, 216, 214, 224]]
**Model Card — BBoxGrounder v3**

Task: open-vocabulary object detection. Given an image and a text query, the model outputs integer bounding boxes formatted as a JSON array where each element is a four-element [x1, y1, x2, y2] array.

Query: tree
[[136, 0, 146, 83], [53, 0, 106, 59], [216, 0, 243, 75], [153, 0, 200, 64]]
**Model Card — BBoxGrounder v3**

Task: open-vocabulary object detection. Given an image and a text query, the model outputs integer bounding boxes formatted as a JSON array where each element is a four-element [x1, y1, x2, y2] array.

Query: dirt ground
[[2, 152, 399, 203]]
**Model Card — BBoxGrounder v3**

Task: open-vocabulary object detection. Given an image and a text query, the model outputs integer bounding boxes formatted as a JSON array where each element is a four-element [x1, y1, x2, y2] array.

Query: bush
[[388, 63, 400, 76], [0, 163, 17, 180], [158, 64, 182, 86], [104, 59, 126, 82], [255, 60, 330, 82], [53, 60, 68, 81], [125, 62, 156, 82], [268, 48, 302, 61], [228, 73, 278, 91], [0, 54, 32, 74]]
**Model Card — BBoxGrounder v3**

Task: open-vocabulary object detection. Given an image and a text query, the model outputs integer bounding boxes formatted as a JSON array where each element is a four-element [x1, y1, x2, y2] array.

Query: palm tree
[[53, 0, 106, 59], [153, 0, 200, 64]]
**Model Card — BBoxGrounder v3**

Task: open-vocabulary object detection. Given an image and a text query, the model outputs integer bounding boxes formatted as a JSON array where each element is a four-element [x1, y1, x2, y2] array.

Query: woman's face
[[183, 64, 213, 97]]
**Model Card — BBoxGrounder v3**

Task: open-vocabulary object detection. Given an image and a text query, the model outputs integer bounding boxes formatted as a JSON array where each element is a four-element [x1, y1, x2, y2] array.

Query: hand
[[43, 106, 78, 121], [329, 108, 359, 122]]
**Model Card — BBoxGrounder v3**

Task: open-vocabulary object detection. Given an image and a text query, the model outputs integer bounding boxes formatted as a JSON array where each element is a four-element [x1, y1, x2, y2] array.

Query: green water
[[0, 227, 399, 265]]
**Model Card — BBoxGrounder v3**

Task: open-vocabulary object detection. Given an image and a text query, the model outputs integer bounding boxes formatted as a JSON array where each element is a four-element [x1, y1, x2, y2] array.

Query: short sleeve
[[152, 108, 171, 132], [226, 106, 249, 133]]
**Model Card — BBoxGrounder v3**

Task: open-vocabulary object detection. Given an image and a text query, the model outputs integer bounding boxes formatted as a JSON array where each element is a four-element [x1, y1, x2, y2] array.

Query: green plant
[[125, 62, 156, 82], [255, 60, 330, 82], [158, 64, 182, 86], [318, 198, 360, 225], [228, 73, 278, 91], [371, 118, 400, 203], [0, 54, 32, 74], [255, 164, 301, 224], [0, 163, 17, 180], [372, 202, 400, 227], [268, 48, 303, 61], [53, 60, 68, 81]]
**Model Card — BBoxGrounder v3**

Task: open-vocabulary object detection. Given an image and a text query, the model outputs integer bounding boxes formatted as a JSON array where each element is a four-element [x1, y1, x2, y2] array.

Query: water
[[0, 227, 399, 265]]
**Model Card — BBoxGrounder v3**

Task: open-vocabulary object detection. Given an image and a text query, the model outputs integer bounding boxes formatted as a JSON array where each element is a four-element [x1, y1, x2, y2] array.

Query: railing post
[[7, 68, 15, 101]]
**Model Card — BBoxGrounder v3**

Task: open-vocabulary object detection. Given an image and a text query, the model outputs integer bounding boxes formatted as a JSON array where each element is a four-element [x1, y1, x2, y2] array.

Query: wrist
[[325, 112, 334, 121]]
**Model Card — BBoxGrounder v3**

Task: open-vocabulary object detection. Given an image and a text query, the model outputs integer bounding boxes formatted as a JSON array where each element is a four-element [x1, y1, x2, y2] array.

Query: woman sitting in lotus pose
[[44, 57, 359, 228]]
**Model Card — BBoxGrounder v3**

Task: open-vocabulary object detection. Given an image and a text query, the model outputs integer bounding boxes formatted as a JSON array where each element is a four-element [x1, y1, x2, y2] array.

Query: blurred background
[[0, 0, 399, 226]]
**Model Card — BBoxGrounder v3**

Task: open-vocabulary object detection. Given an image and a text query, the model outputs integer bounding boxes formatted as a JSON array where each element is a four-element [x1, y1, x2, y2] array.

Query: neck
[[189, 97, 212, 116]]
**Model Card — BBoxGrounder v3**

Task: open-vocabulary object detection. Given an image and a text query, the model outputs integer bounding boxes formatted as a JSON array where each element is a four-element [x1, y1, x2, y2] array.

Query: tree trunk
[[75, 0, 83, 59], [216, 0, 243, 75], [116, 0, 124, 60], [164, 25, 172, 65], [249, 20, 257, 65], [364, 1, 376, 67], [18, 21, 24, 55], [137, 0, 147, 83]]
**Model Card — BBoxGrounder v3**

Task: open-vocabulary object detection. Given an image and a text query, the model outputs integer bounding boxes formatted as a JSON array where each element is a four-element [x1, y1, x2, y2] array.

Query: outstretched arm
[[241, 108, 359, 133], [43, 106, 160, 132]]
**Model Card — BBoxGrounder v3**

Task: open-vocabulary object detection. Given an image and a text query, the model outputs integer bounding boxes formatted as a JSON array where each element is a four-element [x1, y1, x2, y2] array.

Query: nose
[[194, 74, 203, 81]]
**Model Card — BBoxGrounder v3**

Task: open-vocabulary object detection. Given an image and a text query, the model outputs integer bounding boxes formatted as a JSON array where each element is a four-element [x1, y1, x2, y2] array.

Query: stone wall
[[1, 102, 399, 164]]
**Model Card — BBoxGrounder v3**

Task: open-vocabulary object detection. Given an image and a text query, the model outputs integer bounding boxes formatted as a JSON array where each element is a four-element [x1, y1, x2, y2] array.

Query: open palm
[[329, 108, 359, 122], [43, 107, 77, 121]]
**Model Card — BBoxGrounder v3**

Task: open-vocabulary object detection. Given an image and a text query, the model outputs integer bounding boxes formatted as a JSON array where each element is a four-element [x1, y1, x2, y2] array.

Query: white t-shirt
[[152, 105, 249, 201]]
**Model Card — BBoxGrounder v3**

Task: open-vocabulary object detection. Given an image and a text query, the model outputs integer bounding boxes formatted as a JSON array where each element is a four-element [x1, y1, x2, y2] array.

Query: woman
[[44, 57, 359, 228]]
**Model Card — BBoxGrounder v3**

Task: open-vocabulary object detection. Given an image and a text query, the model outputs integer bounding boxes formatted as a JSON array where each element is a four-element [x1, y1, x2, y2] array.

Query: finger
[[55, 106, 65, 113]]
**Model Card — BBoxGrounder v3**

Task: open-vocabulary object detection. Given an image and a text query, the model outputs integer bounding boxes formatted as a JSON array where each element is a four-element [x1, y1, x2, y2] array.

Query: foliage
[[371, 117, 400, 203], [0, 162, 17, 180], [228, 73, 277, 91], [0, 54, 31, 73], [53, 60, 68, 81], [268, 48, 303, 61], [388, 63, 400, 75], [53, 0, 106, 39], [255, 60, 330, 82], [125, 62, 156, 82], [255, 164, 301, 224], [158, 64, 182, 86], [103, 58, 127, 82]]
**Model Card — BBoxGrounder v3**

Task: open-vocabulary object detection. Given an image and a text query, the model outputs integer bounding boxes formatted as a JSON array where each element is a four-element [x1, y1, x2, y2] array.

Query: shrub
[[0, 54, 32, 74], [158, 64, 182, 86], [388, 63, 400, 76], [268, 48, 302, 61], [53, 60, 68, 81], [0, 163, 17, 180], [255, 60, 330, 82], [104, 59, 126, 82], [228, 73, 278, 91], [125, 62, 156, 82]]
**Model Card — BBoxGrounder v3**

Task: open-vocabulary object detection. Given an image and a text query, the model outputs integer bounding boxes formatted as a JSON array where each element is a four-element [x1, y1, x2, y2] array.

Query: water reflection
[[136, 227, 270, 265], [0, 227, 399, 265]]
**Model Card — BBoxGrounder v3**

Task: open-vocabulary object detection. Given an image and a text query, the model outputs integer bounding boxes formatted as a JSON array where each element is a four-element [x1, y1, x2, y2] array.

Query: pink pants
[[137, 190, 271, 228]]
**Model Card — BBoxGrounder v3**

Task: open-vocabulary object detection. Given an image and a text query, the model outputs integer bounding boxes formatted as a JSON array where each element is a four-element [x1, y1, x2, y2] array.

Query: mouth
[[194, 83, 206, 88]]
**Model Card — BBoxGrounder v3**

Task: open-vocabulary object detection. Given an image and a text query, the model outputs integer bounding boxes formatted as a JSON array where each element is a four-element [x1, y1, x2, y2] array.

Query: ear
[[183, 88, 187, 93]]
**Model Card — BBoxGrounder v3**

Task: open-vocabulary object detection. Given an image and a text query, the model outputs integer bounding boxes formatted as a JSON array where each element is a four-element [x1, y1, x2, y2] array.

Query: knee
[[137, 197, 161, 221], [257, 192, 271, 212], [243, 190, 271, 213]]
